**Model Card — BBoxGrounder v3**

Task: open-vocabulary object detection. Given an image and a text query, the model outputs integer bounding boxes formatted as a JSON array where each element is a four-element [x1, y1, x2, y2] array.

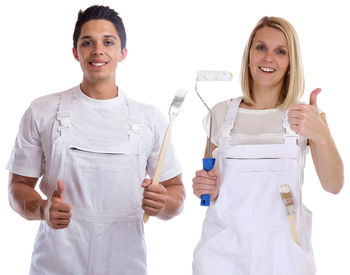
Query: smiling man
[[7, 5, 184, 275]]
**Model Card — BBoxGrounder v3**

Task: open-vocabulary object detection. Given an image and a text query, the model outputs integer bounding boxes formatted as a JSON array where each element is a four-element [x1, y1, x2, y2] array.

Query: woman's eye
[[276, 49, 287, 55], [256, 45, 265, 51]]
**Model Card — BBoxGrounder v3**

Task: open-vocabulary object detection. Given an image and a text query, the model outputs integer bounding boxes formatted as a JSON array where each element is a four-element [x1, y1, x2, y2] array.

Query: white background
[[1, 0, 349, 274]]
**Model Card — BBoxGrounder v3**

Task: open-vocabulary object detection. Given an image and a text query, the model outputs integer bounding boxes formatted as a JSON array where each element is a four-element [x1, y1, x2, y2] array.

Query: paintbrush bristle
[[169, 89, 187, 116], [279, 184, 296, 216]]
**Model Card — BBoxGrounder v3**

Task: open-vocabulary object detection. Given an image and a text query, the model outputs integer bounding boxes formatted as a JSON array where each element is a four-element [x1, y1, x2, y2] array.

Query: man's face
[[72, 19, 127, 83]]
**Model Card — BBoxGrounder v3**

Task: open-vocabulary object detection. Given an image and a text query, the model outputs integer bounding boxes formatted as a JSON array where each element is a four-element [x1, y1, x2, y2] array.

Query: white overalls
[[193, 97, 316, 275], [30, 90, 147, 275]]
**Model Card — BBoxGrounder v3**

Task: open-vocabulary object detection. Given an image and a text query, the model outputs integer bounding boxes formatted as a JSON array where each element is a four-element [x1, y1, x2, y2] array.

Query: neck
[[247, 83, 282, 109], [80, 77, 118, 100]]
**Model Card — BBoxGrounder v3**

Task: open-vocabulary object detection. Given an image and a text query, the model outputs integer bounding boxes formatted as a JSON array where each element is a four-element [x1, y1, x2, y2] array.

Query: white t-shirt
[[7, 86, 181, 194], [203, 100, 286, 146]]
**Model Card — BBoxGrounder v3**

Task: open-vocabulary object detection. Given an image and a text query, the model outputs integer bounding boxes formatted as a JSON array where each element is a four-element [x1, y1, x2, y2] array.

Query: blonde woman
[[192, 16, 343, 275]]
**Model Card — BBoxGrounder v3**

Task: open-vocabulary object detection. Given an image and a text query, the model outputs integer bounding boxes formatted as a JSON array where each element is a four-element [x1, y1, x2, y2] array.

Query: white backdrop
[[1, 0, 349, 274]]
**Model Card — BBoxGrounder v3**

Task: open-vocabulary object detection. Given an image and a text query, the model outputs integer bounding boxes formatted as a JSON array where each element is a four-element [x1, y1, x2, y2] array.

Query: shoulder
[[126, 95, 165, 121], [30, 87, 74, 115], [211, 97, 242, 119], [28, 87, 76, 131]]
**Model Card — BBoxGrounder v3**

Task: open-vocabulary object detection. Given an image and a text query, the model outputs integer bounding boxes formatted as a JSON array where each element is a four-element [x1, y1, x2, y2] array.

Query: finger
[[288, 109, 305, 118], [288, 104, 307, 112], [193, 189, 218, 199], [143, 183, 166, 193], [288, 117, 302, 126], [141, 178, 152, 188], [53, 180, 64, 199], [142, 205, 161, 216], [193, 182, 217, 191], [309, 88, 322, 106], [195, 171, 217, 180], [50, 210, 72, 220], [142, 198, 164, 209], [192, 176, 217, 186], [143, 190, 166, 202], [52, 223, 70, 229], [50, 200, 71, 212], [208, 168, 219, 177]]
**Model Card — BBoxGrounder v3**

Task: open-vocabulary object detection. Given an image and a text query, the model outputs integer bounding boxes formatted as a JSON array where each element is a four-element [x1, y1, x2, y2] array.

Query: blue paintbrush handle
[[201, 158, 216, 206]]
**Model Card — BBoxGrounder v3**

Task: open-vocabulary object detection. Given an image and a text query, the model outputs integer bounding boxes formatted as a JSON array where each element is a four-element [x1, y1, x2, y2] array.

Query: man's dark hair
[[73, 5, 126, 50]]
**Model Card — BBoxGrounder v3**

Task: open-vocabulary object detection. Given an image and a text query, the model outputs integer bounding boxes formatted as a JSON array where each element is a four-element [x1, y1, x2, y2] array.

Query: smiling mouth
[[89, 62, 107, 67], [259, 66, 276, 73]]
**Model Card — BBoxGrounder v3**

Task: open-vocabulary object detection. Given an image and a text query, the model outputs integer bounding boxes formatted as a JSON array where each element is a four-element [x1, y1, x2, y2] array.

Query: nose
[[92, 42, 104, 56], [263, 50, 274, 63]]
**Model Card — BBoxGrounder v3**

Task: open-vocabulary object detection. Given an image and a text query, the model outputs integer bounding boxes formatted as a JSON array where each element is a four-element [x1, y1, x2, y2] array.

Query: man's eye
[[82, 41, 92, 46], [105, 40, 114, 46]]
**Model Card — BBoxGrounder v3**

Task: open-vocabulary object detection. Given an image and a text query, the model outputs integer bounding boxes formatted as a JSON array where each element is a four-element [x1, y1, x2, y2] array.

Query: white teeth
[[259, 66, 275, 72], [91, 62, 106, 66]]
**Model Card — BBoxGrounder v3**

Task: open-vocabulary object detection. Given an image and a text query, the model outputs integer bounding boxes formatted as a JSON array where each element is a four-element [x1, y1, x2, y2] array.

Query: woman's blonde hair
[[240, 16, 305, 109]]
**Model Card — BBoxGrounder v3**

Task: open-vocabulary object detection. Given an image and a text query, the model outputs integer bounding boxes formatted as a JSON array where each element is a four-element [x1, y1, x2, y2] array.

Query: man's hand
[[141, 179, 167, 217], [43, 180, 72, 229]]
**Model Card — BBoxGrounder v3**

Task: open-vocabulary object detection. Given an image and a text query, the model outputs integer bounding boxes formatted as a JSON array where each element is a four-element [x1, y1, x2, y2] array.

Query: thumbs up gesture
[[43, 180, 72, 229], [288, 88, 329, 143]]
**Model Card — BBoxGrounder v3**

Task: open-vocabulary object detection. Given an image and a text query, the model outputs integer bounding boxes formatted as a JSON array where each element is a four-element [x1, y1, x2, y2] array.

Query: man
[[7, 5, 184, 275]]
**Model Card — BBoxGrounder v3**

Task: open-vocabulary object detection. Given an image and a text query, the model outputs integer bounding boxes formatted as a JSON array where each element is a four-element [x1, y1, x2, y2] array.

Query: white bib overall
[[30, 91, 147, 275], [193, 97, 315, 275]]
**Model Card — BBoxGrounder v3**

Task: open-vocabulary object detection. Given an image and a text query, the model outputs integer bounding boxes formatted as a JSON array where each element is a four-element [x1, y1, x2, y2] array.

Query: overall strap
[[125, 96, 143, 143], [282, 109, 298, 145], [218, 97, 242, 146], [51, 90, 73, 143]]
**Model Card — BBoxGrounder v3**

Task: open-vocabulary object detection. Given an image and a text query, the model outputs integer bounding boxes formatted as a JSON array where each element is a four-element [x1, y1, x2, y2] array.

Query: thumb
[[53, 180, 64, 199], [309, 88, 322, 106], [141, 178, 152, 188]]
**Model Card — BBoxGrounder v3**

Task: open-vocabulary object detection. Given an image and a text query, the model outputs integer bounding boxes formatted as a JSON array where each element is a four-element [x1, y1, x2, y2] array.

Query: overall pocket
[[215, 157, 298, 226], [62, 143, 144, 214]]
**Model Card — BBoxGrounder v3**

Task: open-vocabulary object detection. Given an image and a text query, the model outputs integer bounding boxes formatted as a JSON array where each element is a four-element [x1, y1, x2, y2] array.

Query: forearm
[[8, 175, 46, 220], [158, 179, 185, 220], [310, 135, 344, 194]]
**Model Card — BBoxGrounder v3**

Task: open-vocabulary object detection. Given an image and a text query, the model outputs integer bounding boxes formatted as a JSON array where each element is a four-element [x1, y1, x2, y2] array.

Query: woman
[[192, 16, 343, 275]]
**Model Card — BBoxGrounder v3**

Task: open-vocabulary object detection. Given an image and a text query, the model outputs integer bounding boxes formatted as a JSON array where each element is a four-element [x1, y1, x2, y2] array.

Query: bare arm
[[309, 114, 344, 194], [288, 89, 344, 194], [142, 174, 185, 220], [8, 173, 72, 229], [8, 173, 45, 220]]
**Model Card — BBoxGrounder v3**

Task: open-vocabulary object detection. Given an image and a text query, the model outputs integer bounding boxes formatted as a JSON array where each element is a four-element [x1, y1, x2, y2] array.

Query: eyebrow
[[80, 35, 118, 40], [254, 40, 288, 48]]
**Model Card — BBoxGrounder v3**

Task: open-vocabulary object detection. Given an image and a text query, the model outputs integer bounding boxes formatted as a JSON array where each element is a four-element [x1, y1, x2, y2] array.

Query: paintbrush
[[143, 89, 187, 223], [279, 184, 300, 245]]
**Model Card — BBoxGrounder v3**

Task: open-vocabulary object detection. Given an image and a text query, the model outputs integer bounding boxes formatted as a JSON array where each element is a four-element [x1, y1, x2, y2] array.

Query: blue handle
[[201, 158, 216, 206]]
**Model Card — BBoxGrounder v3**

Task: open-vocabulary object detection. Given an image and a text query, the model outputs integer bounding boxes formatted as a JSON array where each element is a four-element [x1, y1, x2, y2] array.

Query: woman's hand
[[288, 88, 330, 143], [192, 168, 220, 200], [288, 88, 343, 194]]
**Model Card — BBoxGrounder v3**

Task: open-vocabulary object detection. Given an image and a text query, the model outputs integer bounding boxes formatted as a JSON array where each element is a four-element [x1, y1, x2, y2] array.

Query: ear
[[118, 48, 128, 62], [72, 47, 79, 61]]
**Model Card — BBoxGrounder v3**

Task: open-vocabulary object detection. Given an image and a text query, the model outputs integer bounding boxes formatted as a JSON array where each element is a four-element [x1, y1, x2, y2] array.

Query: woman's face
[[249, 26, 290, 91]]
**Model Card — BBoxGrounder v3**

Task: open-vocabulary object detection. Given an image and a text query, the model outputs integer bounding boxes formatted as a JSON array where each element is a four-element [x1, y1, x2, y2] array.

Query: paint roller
[[195, 70, 233, 206]]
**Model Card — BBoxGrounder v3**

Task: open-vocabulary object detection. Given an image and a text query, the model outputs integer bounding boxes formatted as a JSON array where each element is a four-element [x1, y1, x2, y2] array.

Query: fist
[[142, 179, 167, 216], [43, 180, 72, 229], [192, 168, 220, 200], [288, 88, 328, 143]]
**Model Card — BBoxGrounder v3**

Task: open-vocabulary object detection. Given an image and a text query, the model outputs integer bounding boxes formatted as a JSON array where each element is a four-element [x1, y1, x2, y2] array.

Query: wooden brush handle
[[287, 214, 300, 246], [143, 115, 175, 223]]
